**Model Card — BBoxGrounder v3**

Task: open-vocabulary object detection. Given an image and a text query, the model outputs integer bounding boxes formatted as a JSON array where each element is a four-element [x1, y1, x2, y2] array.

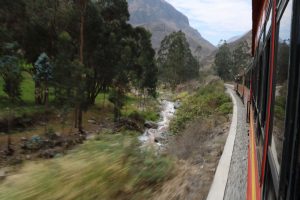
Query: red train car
[[236, 0, 300, 199]]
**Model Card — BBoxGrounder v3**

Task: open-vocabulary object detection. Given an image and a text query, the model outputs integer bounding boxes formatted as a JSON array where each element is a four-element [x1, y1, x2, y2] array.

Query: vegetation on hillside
[[170, 80, 232, 134]]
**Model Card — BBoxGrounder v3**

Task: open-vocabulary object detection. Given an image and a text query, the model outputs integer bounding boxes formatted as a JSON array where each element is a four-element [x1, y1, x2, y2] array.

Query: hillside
[[227, 31, 252, 51], [127, 0, 216, 60], [201, 30, 252, 70]]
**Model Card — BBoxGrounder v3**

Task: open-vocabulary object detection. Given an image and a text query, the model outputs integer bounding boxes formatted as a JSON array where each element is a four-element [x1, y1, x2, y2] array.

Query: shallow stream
[[139, 100, 175, 147]]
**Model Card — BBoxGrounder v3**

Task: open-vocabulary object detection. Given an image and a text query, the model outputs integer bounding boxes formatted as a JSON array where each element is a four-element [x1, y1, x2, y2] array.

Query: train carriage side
[[236, 0, 300, 199]]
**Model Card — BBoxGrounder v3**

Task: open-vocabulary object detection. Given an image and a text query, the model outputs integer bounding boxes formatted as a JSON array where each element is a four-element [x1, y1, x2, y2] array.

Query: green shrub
[[128, 111, 145, 123], [170, 81, 232, 135], [217, 102, 233, 115], [137, 153, 174, 185]]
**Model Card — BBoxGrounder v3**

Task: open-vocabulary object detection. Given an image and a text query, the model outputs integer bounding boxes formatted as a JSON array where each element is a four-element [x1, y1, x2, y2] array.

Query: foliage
[[0, 56, 23, 102], [0, 0, 158, 128], [0, 42, 23, 102], [157, 31, 199, 88], [109, 88, 126, 122], [170, 81, 232, 134], [122, 94, 160, 122], [214, 40, 251, 81], [277, 41, 289, 84], [34, 53, 52, 82], [214, 41, 233, 81], [232, 41, 251, 75]]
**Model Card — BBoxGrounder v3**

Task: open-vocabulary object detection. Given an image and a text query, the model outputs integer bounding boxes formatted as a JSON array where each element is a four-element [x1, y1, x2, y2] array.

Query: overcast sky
[[165, 0, 252, 46]]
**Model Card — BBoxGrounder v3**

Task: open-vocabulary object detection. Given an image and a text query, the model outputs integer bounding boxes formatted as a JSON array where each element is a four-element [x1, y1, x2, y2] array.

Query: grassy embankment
[[0, 132, 174, 200], [170, 80, 232, 135]]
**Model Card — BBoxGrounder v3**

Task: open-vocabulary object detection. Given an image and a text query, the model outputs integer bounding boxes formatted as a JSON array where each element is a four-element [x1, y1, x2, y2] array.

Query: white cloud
[[165, 0, 252, 45]]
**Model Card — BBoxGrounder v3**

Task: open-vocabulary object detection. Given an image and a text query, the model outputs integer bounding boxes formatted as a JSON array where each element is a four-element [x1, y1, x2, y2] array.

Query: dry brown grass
[[0, 133, 174, 200], [153, 115, 230, 200]]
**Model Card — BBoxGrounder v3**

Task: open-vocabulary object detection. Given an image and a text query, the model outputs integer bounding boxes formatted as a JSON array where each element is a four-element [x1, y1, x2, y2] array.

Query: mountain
[[201, 30, 252, 71], [227, 35, 242, 43], [127, 0, 216, 60], [227, 31, 252, 51]]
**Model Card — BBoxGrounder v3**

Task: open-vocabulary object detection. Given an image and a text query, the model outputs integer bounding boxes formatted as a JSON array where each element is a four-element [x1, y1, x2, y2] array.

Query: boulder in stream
[[154, 136, 166, 143], [174, 101, 181, 109], [144, 121, 158, 129]]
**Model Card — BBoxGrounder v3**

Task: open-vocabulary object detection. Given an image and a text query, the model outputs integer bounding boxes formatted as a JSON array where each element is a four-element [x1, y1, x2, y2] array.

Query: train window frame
[[266, 0, 297, 199], [256, 54, 263, 112], [291, 1, 300, 198], [271, 0, 293, 172], [277, 0, 300, 199], [259, 26, 266, 54], [253, 58, 258, 107], [266, 2, 273, 35]]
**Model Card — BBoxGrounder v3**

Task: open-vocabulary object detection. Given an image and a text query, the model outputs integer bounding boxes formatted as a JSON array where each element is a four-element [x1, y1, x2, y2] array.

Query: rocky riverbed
[[139, 100, 176, 149]]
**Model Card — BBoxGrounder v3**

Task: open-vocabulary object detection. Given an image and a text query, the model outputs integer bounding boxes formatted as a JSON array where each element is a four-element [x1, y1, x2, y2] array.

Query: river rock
[[174, 101, 181, 109], [88, 119, 97, 124], [39, 149, 55, 159], [144, 121, 158, 129], [22, 135, 44, 150], [154, 136, 166, 143]]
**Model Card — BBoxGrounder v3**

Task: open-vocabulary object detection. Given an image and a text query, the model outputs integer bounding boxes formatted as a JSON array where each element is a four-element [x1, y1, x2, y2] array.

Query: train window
[[263, 163, 277, 200], [253, 63, 257, 102], [261, 39, 271, 127], [256, 121, 264, 177], [259, 30, 265, 52], [271, 0, 293, 172], [257, 55, 263, 110]]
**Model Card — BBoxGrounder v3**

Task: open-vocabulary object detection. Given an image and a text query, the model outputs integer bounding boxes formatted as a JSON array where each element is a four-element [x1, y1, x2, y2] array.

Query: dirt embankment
[[153, 115, 231, 200]]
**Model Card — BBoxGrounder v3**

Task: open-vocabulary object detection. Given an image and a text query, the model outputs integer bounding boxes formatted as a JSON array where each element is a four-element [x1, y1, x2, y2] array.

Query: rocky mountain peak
[[127, 0, 216, 60]]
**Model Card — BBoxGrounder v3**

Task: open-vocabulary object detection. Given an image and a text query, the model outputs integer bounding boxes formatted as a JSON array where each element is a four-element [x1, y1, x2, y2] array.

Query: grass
[[122, 94, 160, 122], [170, 80, 232, 135], [0, 132, 174, 200], [0, 74, 46, 120], [0, 72, 35, 104]]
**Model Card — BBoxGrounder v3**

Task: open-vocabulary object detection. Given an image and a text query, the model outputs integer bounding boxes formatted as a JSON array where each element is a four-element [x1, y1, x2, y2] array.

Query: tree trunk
[[76, 0, 87, 133], [44, 81, 49, 133], [78, 106, 83, 133], [79, 0, 86, 64], [6, 110, 13, 156], [35, 81, 42, 105], [143, 90, 146, 111], [103, 92, 106, 108], [44, 83, 49, 105], [74, 107, 78, 128]]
